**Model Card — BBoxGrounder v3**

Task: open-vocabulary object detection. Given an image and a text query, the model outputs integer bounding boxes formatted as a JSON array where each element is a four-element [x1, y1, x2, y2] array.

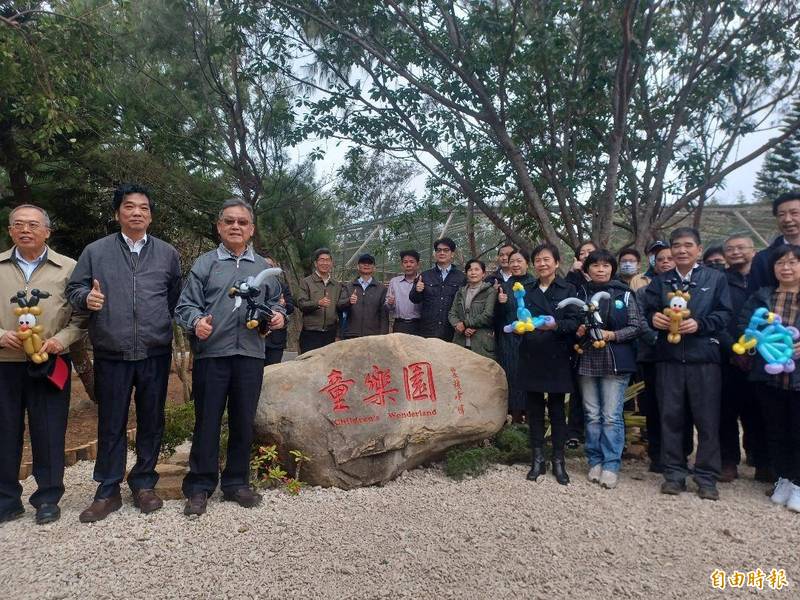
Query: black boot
[[526, 447, 546, 481], [552, 454, 570, 485]]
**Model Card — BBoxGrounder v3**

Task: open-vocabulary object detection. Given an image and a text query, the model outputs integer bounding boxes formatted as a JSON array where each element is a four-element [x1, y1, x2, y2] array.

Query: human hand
[[387, 291, 395, 306], [455, 322, 466, 333], [678, 318, 698, 335], [86, 279, 105, 311], [652, 312, 671, 331], [270, 312, 285, 329], [318, 291, 331, 308], [415, 277, 425, 293], [0, 330, 22, 350], [39, 337, 65, 355], [349, 290, 358, 305], [195, 315, 213, 340], [572, 259, 583, 272], [576, 324, 586, 338], [600, 330, 616, 342], [279, 294, 286, 306], [464, 327, 476, 337], [498, 287, 507, 304]]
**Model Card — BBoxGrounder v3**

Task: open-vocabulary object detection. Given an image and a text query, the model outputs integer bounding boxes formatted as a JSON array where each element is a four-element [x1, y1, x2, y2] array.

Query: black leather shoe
[[0, 506, 24, 524], [222, 487, 262, 508], [35, 504, 60, 525], [660, 480, 686, 495], [184, 492, 208, 516], [526, 447, 546, 481], [551, 456, 570, 485]]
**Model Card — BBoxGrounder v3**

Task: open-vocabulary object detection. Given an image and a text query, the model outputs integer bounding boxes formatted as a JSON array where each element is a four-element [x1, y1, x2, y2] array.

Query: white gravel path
[[1, 455, 796, 600]]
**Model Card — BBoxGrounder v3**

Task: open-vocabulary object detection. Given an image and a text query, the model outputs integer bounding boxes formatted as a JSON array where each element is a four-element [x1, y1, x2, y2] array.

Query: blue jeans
[[579, 374, 630, 473]]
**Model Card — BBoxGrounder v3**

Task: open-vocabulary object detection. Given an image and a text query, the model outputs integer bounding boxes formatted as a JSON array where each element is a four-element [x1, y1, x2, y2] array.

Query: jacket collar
[[216, 243, 255, 262], [1, 245, 66, 268]]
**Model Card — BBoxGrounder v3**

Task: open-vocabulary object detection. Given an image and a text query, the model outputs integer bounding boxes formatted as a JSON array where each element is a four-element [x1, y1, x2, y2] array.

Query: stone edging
[[18, 428, 137, 480]]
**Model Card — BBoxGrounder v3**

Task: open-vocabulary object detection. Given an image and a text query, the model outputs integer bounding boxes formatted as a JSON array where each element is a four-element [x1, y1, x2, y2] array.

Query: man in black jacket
[[749, 191, 800, 291], [718, 235, 770, 483], [644, 227, 732, 501], [409, 237, 466, 340], [340, 253, 389, 338], [67, 183, 181, 522]]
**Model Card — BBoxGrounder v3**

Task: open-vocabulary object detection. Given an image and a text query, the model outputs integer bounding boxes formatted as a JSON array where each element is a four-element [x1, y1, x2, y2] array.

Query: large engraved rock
[[254, 333, 508, 489]]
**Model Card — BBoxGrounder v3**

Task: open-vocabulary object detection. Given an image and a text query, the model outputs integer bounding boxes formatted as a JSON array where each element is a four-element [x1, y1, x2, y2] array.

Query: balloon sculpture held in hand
[[503, 282, 554, 334], [663, 279, 695, 344], [733, 307, 800, 375], [10, 289, 51, 363], [228, 267, 282, 336], [557, 291, 611, 354]]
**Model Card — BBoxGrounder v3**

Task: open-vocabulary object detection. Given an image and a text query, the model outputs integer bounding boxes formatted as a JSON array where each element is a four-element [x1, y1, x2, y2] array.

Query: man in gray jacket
[[176, 198, 285, 516], [67, 183, 181, 522]]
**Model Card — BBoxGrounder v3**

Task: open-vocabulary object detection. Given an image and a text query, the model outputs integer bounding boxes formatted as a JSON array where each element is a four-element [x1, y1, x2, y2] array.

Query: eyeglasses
[[10, 221, 44, 231], [435, 247, 452, 253], [221, 218, 252, 227], [775, 259, 800, 269]]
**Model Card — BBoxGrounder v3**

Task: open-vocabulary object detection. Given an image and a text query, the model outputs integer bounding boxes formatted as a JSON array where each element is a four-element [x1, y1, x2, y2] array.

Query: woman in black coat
[[500, 244, 580, 484]]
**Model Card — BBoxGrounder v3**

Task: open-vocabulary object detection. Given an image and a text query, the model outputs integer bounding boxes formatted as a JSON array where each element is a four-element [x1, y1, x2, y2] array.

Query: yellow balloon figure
[[10, 289, 51, 364]]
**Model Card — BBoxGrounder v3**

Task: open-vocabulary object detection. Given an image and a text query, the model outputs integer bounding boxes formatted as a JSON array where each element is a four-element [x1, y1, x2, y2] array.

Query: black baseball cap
[[646, 240, 669, 254]]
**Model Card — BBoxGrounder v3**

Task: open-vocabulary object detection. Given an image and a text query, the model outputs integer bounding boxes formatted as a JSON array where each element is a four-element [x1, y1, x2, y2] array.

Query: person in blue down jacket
[[574, 249, 643, 490], [175, 198, 285, 517]]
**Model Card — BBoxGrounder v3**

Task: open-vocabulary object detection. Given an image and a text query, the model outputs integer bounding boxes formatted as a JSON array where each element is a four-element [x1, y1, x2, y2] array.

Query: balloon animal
[[10, 289, 51, 363], [502, 282, 554, 334], [557, 291, 611, 354], [733, 307, 799, 375], [228, 267, 282, 335], [663, 278, 695, 344]]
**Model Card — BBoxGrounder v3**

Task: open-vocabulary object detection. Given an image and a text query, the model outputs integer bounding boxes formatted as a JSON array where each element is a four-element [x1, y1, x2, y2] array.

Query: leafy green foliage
[[250, 444, 312, 495]]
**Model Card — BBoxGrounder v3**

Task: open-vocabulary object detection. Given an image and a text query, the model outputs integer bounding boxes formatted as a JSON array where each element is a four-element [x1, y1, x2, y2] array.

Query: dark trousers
[[720, 363, 768, 468], [527, 392, 567, 455], [93, 355, 171, 499], [392, 319, 420, 335], [299, 329, 337, 354], [657, 362, 721, 487], [756, 385, 800, 485], [640, 362, 693, 464], [0, 360, 70, 513], [264, 348, 284, 366], [182, 356, 264, 497]]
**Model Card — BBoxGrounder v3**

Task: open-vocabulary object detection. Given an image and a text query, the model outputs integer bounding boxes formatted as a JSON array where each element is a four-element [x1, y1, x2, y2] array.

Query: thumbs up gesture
[[415, 276, 425, 292], [498, 286, 508, 304], [387, 288, 395, 306], [349, 289, 358, 305], [86, 279, 105, 311], [195, 314, 213, 340], [318, 289, 331, 308]]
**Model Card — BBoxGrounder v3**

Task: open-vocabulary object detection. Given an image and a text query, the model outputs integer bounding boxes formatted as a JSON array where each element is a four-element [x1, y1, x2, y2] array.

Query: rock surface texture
[[254, 333, 508, 488]]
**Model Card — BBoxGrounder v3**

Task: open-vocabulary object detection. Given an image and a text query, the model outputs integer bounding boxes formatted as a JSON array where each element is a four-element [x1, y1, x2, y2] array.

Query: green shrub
[[493, 423, 530, 463], [160, 401, 196, 459], [444, 445, 502, 480]]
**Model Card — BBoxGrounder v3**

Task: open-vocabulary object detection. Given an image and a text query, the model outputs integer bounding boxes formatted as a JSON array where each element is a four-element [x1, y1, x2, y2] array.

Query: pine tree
[[755, 99, 800, 201]]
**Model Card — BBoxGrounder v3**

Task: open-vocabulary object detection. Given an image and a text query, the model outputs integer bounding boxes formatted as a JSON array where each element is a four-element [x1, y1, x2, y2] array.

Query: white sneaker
[[599, 470, 619, 489], [771, 478, 793, 506], [786, 484, 800, 513], [587, 464, 602, 483]]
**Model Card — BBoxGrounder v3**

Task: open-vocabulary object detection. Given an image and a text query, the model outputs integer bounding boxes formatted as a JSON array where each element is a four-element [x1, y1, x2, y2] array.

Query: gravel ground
[[1, 455, 797, 600]]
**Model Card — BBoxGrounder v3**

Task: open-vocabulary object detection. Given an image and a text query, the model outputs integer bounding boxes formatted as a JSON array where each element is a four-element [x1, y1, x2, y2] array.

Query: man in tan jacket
[[296, 248, 347, 353], [0, 204, 87, 525]]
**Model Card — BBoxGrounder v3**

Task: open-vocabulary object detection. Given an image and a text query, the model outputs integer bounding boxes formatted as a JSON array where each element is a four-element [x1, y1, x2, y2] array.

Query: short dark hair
[[464, 258, 486, 272], [399, 249, 420, 262], [617, 247, 641, 262], [702, 246, 725, 262], [768, 244, 800, 274], [669, 227, 701, 246], [113, 183, 154, 212], [313, 247, 333, 261], [583, 249, 618, 277], [773, 191, 800, 216], [532, 242, 560, 263], [433, 237, 456, 251], [498, 243, 517, 255], [509, 248, 530, 263]]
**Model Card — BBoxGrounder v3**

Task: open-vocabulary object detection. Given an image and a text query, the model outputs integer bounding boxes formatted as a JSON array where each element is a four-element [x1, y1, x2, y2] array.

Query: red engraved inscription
[[403, 362, 437, 402], [319, 369, 355, 412], [363, 365, 399, 406]]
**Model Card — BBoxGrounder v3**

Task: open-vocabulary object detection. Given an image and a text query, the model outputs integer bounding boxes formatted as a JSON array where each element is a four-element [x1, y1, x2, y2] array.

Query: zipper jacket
[[66, 233, 181, 360], [340, 278, 389, 338], [296, 272, 345, 332]]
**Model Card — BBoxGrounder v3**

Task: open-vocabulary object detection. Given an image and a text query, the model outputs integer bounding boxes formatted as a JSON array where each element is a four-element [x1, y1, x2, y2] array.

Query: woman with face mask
[[575, 250, 645, 489], [448, 259, 497, 360]]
